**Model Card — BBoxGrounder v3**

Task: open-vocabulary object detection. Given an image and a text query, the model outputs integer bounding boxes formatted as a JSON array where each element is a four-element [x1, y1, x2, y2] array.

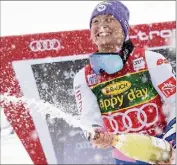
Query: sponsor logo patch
[[102, 81, 131, 96], [157, 58, 168, 65], [158, 77, 176, 98], [96, 2, 111, 12], [87, 74, 98, 86], [133, 57, 145, 71]]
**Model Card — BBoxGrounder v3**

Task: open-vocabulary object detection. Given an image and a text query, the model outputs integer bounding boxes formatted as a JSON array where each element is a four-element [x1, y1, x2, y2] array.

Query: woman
[[73, 1, 176, 164]]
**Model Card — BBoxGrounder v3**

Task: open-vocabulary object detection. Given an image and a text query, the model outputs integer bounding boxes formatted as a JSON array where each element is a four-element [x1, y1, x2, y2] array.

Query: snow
[[1, 110, 33, 164], [1, 1, 176, 164], [1, 132, 34, 164]]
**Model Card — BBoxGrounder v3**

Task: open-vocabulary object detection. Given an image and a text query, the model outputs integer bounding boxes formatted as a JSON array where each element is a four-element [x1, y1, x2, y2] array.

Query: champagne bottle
[[94, 132, 172, 164]]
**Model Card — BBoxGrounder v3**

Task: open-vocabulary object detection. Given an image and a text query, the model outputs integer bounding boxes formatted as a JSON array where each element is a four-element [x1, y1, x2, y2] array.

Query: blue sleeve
[[163, 117, 176, 149]]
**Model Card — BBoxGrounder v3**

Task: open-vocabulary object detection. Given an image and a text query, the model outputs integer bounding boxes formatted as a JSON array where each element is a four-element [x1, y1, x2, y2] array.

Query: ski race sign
[[0, 21, 176, 164]]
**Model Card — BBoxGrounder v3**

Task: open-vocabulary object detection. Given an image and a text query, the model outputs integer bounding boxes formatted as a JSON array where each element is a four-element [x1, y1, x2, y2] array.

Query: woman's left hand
[[157, 149, 175, 165]]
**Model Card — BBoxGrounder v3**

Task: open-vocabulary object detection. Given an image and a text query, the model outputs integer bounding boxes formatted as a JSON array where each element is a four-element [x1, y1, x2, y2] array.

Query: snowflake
[[69, 130, 82, 137], [30, 130, 38, 140], [154, 127, 163, 135], [41, 82, 48, 89], [94, 153, 103, 163], [141, 95, 147, 100], [11, 44, 16, 49], [141, 76, 148, 83], [58, 136, 66, 142], [16, 118, 20, 122], [165, 38, 169, 43], [126, 73, 131, 77], [148, 108, 154, 113], [48, 118, 55, 125], [67, 89, 74, 96], [30, 150, 36, 155], [134, 54, 139, 58]]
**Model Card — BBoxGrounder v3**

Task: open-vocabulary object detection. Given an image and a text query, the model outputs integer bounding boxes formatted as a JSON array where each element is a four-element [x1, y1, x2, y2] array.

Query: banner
[[0, 21, 176, 164]]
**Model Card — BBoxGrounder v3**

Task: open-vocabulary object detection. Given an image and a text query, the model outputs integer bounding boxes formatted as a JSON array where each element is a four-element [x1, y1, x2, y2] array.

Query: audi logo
[[102, 103, 159, 134], [29, 39, 61, 52]]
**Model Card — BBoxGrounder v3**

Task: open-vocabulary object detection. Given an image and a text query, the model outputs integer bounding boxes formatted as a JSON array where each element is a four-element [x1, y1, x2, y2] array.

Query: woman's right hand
[[90, 131, 114, 149]]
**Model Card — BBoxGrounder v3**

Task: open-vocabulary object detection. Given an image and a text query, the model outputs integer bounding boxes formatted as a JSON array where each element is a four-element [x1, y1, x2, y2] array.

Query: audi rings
[[102, 103, 159, 134], [29, 39, 61, 52]]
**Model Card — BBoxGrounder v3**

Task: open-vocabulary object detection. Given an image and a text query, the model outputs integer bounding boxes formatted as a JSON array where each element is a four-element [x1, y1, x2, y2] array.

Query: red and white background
[[0, 21, 176, 164]]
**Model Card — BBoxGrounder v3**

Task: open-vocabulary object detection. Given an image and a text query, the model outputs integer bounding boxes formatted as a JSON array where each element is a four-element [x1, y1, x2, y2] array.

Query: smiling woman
[[73, 1, 176, 165], [90, 15, 125, 52]]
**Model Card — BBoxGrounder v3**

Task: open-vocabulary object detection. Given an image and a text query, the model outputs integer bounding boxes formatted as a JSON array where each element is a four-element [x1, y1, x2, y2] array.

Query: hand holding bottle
[[90, 130, 113, 149], [90, 130, 172, 164]]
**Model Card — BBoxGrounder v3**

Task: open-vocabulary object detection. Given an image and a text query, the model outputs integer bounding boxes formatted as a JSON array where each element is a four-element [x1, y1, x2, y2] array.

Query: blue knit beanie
[[89, 1, 130, 39]]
